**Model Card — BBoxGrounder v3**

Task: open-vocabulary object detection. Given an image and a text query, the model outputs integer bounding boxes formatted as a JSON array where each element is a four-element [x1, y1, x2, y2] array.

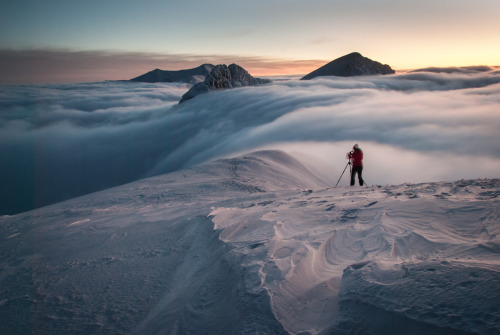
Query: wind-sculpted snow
[[215, 176, 500, 334], [1, 68, 500, 215], [333, 261, 500, 334], [0, 150, 499, 334]]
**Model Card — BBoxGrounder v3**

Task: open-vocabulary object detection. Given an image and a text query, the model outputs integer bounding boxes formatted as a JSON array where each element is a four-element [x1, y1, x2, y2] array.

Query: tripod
[[335, 162, 351, 187], [335, 161, 368, 187]]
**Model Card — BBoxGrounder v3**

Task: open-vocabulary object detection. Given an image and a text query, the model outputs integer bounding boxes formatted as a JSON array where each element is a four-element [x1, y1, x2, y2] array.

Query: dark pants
[[351, 166, 364, 186]]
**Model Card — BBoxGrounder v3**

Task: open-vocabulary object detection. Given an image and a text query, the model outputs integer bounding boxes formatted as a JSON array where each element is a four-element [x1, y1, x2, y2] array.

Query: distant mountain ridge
[[302, 52, 395, 80], [131, 52, 394, 84], [130, 64, 215, 83], [410, 66, 494, 74], [179, 64, 270, 103]]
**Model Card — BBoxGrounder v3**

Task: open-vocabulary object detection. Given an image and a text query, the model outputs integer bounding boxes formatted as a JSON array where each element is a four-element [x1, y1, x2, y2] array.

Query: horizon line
[[1, 48, 498, 85]]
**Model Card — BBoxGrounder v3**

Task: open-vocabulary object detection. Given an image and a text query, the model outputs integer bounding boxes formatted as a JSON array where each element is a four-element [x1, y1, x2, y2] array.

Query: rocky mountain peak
[[301, 52, 395, 80], [179, 64, 269, 103]]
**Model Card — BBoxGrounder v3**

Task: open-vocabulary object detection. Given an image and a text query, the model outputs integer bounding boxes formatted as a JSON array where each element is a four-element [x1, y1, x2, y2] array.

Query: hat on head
[[353, 143, 360, 149]]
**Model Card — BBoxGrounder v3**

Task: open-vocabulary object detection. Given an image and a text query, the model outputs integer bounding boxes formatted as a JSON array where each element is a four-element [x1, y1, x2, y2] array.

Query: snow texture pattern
[[1, 150, 499, 335]]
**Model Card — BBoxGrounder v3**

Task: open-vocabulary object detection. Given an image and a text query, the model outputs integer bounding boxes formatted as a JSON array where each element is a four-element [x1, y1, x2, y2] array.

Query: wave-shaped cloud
[[1, 70, 499, 214]]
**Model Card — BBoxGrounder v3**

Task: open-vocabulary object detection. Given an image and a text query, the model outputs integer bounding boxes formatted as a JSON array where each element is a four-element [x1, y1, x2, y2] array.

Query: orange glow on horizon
[[236, 59, 328, 77], [1, 48, 498, 85], [245, 64, 325, 77], [247, 59, 500, 77]]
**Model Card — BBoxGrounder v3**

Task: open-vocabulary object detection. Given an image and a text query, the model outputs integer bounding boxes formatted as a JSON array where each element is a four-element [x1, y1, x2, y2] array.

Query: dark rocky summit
[[301, 52, 395, 80], [179, 64, 270, 103], [130, 64, 215, 83]]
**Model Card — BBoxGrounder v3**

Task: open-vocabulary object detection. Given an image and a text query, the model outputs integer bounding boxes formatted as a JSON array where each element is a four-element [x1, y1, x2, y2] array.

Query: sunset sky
[[1, 0, 499, 83]]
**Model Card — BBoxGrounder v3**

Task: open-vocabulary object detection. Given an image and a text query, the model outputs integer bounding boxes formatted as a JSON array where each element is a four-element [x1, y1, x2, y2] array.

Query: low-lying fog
[[1, 67, 499, 214]]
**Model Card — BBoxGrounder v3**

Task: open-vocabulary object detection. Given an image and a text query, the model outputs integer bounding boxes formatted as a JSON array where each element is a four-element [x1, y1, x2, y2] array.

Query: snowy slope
[[1, 150, 499, 335]]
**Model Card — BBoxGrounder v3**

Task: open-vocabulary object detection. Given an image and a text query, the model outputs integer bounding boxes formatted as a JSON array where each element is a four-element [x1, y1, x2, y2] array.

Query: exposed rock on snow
[[1, 150, 499, 334], [130, 64, 215, 83], [179, 64, 270, 103], [301, 52, 395, 80]]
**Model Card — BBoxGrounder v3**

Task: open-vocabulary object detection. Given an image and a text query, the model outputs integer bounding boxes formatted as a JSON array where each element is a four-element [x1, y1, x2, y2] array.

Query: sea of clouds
[[1, 67, 500, 215]]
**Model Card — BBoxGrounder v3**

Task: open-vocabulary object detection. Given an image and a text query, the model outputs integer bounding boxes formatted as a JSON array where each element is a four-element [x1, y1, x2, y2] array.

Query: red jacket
[[348, 149, 363, 167]]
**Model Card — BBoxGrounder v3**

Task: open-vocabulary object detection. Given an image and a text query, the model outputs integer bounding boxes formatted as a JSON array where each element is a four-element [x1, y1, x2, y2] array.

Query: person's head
[[353, 143, 360, 150]]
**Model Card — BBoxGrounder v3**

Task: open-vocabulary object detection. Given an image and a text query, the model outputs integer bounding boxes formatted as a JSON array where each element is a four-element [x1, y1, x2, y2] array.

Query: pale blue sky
[[1, 0, 499, 83]]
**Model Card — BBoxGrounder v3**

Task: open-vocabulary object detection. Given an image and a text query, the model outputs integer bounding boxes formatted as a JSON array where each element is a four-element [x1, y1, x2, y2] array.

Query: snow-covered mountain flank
[[130, 64, 215, 83], [179, 63, 270, 103], [1, 150, 499, 334], [301, 52, 395, 80]]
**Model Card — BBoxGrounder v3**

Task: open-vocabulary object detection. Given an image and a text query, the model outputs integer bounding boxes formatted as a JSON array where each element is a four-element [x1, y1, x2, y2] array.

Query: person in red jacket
[[347, 144, 364, 186]]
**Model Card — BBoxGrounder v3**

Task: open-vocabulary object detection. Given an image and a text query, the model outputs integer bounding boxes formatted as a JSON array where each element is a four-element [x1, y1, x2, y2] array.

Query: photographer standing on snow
[[347, 144, 364, 186]]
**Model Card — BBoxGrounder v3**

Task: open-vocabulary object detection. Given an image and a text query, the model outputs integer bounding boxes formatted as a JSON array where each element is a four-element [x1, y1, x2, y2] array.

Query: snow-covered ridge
[[179, 64, 270, 103], [130, 64, 215, 83], [1, 150, 499, 334]]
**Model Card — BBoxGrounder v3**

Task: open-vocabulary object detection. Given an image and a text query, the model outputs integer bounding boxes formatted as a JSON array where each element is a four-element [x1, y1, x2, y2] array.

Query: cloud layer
[[0, 49, 324, 84], [1, 69, 499, 214]]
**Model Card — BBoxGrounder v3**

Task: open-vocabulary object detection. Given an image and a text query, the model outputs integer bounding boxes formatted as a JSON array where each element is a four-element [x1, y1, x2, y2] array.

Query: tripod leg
[[335, 162, 350, 187]]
